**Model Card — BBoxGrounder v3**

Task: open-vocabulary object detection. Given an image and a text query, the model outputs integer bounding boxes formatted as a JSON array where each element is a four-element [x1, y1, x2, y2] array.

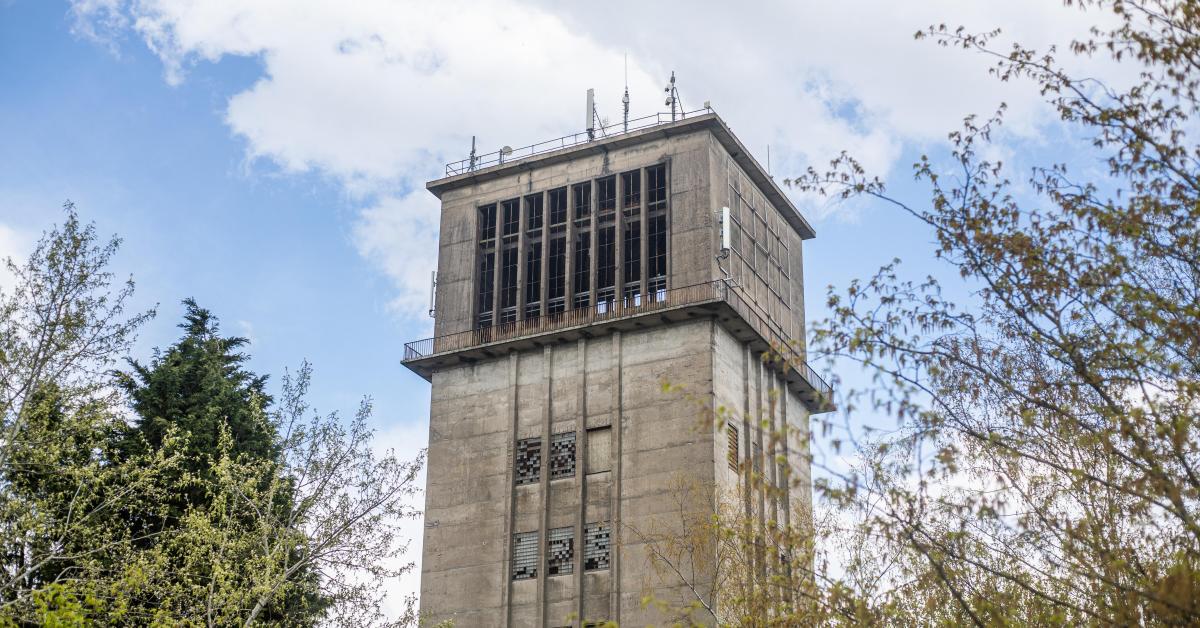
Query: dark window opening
[[647, 164, 666, 211], [623, 220, 641, 305], [549, 187, 567, 225], [548, 237, 566, 313], [597, 227, 616, 293], [550, 431, 576, 479], [515, 437, 541, 485], [573, 232, 590, 307], [500, 246, 519, 314], [597, 176, 616, 213], [525, 194, 543, 233], [573, 182, 591, 219], [584, 523, 610, 571], [621, 170, 641, 210], [524, 242, 541, 319], [479, 204, 497, 242], [477, 251, 495, 328], [648, 213, 667, 300], [547, 527, 573, 576], [502, 199, 520, 237]]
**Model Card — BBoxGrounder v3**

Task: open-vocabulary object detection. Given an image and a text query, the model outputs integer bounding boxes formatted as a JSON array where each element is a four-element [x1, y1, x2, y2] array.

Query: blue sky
[[0, 0, 1112, 610]]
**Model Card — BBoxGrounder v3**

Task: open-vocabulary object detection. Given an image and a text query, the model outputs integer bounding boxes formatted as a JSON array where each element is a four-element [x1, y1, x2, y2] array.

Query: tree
[[785, 0, 1200, 624]]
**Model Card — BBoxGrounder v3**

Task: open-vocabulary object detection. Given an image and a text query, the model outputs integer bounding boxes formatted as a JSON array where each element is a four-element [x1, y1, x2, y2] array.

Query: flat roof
[[425, 112, 816, 240]]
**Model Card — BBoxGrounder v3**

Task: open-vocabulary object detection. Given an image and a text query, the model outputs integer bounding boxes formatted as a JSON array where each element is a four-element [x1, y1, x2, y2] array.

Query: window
[[476, 251, 494, 328], [515, 437, 541, 485], [623, 219, 640, 299], [584, 523, 610, 571], [512, 531, 538, 580], [525, 242, 541, 319], [647, 214, 667, 299], [596, 227, 616, 311], [621, 170, 640, 210], [573, 182, 591, 219], [550, 431, 576, 479], [547, 527, 573, 576], [647, 164, 666, 211], [549, 187, 567, 225], [502, 199, 520, 237], [499, 246, 519, 323], [727, 425, 739, 472], [479, 204, 497, 242], [586, 426, 611, 474], [573, 232, 590, 308], [525, 193, 543, 232], [547, 237, 566, 314], [597, 176, 616, 213]]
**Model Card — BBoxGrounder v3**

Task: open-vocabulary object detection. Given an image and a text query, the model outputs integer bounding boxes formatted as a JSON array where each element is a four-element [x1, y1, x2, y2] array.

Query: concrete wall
[[420, 320, 720, 627]]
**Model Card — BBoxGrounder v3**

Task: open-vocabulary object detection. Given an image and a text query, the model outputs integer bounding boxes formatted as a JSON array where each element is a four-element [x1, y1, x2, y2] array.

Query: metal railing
[[445, 109, 710, 177], [402, 280, 832, 400]]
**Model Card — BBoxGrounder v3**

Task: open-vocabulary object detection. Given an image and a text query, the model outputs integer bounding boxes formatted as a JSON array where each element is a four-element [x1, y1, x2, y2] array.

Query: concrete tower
[[403, 110, 831, 626]]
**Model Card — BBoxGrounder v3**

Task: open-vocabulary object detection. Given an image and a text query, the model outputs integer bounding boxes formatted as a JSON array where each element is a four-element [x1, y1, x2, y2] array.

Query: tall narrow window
[[573, 182, 591, 219], [549, 187, 567, 225], [584, 523, 610, 571], [525, 194, 543, 233], [547, 237, 566, 314], [477, 251, 495, 328], [621, 170, 640, 210], [647, 213, 667, 300], [647, 164, 666, 211], [512, 531, 538, 580], [479, 204, 497, 242], [573, 232, 591, 309], [596, 226, 616, 311], [623, 220, 641, 303], [549, 431, 576, 479], [524, 242, 541, 320], [515, 437, 541, 485], [499, 246, 519, 324], [502, 199, 520, 237], [547, 527, 574, 576], [597, 176, 616, 213]]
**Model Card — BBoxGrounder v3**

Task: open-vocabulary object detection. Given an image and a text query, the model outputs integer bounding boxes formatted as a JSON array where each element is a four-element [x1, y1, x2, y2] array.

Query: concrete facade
[[407, 113, 825, 626]]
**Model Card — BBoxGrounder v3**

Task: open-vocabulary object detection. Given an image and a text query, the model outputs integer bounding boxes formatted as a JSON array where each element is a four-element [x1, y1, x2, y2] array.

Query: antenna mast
[[664, 71, 684, 121], [468, 136, 477, 171], [622, 54, 630, 132]]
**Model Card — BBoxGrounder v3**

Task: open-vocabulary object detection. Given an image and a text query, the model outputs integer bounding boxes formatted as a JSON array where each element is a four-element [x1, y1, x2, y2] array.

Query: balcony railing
[[402, 280, 832, 401], [445, 109, 710, 177]]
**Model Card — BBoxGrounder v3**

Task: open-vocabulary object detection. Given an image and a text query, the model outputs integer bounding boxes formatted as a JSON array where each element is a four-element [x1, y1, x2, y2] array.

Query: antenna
[[664, 71, 685, 121], [586, 89, 595, 141], [623, 54, 630, 132], [428, 270, 437, 318], [468, 136, 477, 172]]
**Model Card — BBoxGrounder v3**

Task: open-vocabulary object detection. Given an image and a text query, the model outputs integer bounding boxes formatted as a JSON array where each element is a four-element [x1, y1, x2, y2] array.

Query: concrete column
[[539, 190, 549, 319], [502, 351, 521, 628], [609, 331, 623, 621], [664, 160, 673, 292], [537, 345, 552, 626], [573, 337, 587, 623]]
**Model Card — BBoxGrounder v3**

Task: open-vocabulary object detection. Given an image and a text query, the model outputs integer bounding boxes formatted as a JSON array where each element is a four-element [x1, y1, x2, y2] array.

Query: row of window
[[476, 165, 668, 328], [512, 522, 610, 580], [515, 432, 577, 485]]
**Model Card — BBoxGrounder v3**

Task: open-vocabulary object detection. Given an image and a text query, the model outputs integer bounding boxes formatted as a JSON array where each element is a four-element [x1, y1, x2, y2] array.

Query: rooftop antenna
[[664, 71, 684, 121], [586, 88, 596, 141], [468, 136, 477, 171], [622, 54, 630, 132]]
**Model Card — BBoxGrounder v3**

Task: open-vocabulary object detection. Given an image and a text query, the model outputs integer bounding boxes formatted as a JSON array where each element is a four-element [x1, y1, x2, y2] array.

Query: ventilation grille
[[726, 425, 739, 472], [584, 522, 610, 571], [550, 431, 576, 479], [547, 527, 574, 576], [512, 531, 538, 580], [515, 437, 541, 485]]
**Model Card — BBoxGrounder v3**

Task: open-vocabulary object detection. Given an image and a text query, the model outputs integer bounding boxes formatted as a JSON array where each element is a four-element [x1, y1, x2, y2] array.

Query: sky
[[0, 0, 1115, 617]]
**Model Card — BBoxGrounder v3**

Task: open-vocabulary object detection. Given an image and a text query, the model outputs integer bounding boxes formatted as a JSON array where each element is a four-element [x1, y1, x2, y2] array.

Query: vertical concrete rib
[[537, 345, 552, 627], [610, 331, 623, 621], [502, 352, 520, 628], [573, 338, 587, 625]]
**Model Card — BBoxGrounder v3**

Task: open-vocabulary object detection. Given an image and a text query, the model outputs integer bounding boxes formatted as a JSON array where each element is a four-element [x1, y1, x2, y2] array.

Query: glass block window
[[512, 531, 538, 580], [549, 431, 576, 479], [515, 437, 541, 485], [547, 527, 574, 576], [584, 522, 610, 571]]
